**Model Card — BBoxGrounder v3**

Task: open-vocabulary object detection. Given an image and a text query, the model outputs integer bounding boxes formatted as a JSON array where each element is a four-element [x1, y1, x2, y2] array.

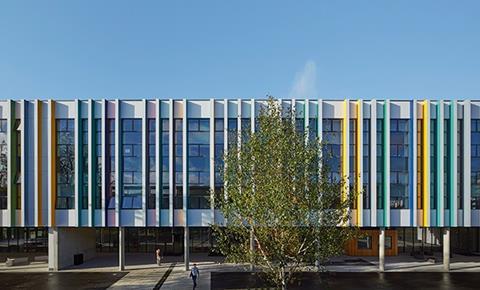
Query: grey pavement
[[2, 253, 480, 289]]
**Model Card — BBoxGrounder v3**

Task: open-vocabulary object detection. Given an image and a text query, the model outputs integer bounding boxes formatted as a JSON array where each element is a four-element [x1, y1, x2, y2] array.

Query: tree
[[212, 98, 357, 289]]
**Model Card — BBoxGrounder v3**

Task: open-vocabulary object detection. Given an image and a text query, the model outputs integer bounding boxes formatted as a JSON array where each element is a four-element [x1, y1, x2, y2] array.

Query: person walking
[[155, 248, 161, 266], [190, 263, 200, 289]]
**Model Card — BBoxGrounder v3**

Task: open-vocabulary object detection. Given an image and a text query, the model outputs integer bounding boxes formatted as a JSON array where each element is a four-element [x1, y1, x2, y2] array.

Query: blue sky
[[0, 1, 479, 99]]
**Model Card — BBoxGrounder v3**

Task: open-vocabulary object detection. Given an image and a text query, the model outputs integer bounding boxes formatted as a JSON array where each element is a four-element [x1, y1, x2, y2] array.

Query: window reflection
[[0, 120, 7, 209], [390, 119, 409, 209], [188, 119, 210, 209], [121, 119, 142, 209], [56, 119, 75, 209], [322, 119, 342, 182], [471, 119, 480, 209]]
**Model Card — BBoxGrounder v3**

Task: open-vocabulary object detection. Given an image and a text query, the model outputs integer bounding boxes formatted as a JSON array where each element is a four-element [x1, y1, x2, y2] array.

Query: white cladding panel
[[322, 101, 345, 118], [187, 100, 211, 118], [228, 100, 238, 117], [241, 100, 251, 118], [55, 101, 76, 118], [390, 101, 410, 119], [214, 100, 224, 118], [119, 100, 145, 118]]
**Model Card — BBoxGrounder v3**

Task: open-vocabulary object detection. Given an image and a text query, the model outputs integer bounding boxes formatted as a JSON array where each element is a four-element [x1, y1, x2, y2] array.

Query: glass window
[[417, 119, 423, 209], [174, 119, 183, 209], [227, 118, 237, 148], [472, 119, 480, 209], [147, 119, 156, 209], [56, 119, 75, 209], [0, 119, 7, 209], [390, 119, 409, 209], [458, 119, 463, 209], [377, 119, 384, 209], [308, 118, 317, 141], [386, 236, 393, 249], [188, 119, 210, 209], [430, 119, 437, 209], [15, 119, 21, 209], [81, 119, 88, 209], [94, 119, 102, 209], [349, 119, 357, 208], [363, 119, 371, 209], [122, 119, 142, 209], [357, 236, 372, 249], [107, 119, 115, 209], [322, 119, 342, 183], [161, 119, 170, 209]]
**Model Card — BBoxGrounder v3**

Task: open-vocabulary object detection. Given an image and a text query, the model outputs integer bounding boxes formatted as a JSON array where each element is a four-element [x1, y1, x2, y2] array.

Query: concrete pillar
[[48, 226, 58, 271], [443, 227, 450, 272], [184, 226, 190, 271], [48, 227, 97, 271], [119, 227, 125, 271], [379, 227, 385, 272]]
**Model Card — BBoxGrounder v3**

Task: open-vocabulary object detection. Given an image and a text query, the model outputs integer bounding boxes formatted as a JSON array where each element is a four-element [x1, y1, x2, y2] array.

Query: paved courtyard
[[2, 253, 480, 289]]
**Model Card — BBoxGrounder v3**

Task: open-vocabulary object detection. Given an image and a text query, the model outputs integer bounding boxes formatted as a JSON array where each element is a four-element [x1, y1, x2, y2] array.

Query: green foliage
[[212, 97, 357, 289]]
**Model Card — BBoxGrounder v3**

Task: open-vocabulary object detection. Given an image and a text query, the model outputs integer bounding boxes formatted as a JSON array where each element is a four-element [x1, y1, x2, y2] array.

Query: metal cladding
[[0, 98, 477, 228]]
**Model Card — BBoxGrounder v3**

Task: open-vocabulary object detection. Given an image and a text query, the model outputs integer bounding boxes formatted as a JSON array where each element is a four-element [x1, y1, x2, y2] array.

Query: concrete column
[[443, 227, 450, 272], [379, 227, 385, 272], [119, 227, 125, 271], [48, 227, 97, 271], [184, 226, 190, 271], [48, 226, 58, 271]]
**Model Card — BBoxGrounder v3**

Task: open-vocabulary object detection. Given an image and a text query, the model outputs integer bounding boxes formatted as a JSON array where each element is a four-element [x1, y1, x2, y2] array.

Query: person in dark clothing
[[189, 263, 200, 289]]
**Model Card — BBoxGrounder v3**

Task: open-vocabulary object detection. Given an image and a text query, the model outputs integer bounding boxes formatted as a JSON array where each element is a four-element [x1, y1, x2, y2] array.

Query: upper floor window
[[188, 119, 210, 209], [322, 119, 342, 182], [56, 119, 75, 209], [0, 120, 7, 209], [121, 119, 142, 209], [471, 119, 480, 209], [390, 119, 409, 209]]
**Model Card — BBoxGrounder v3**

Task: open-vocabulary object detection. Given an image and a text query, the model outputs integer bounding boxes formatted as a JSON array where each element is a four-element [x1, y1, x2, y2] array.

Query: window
[[390, 119, 409, 209], [377, 119, 384, 209], [444, 120, 450, 209], [417, 119, 423, 209], [363, 119, 371, 209], [214, 118, 224, 209], [357, 236, 372, 249], [295, 118, 304, 133], [0, 120, 7, 209], [322, 119, 342, 182], [161, 119, 169, 209], [15, 119, 21, 209], [81, 119, 88, 209], [107, 119, 115, 209], [430, 119, 437, 209], [308, 118, 317, 141], [121, 119, 142, 209], [349, 119, 356, 208], [94, 119, 102, 209], [386, 236, 393, 249], [241, 118, 251, 143], [188, 119, 210, 209], [458, 119, 463, 209], [56, 119, 75, 209], [471, 119, 480, 209], [147, 119, 156, 209], [227, 118, 237, 149], [174, 119, 183, 209]]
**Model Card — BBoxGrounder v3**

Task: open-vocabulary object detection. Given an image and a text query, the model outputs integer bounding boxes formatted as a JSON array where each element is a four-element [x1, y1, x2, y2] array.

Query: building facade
[[0, 98, 479, 270]]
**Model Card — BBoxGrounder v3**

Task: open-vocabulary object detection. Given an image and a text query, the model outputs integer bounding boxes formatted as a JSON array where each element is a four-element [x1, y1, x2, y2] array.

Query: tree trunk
[[281, 266, 287, 290]]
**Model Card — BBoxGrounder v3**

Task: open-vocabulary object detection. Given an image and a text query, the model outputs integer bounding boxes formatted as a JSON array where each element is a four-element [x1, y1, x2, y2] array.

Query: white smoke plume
[[289, 60, 317, 98]]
